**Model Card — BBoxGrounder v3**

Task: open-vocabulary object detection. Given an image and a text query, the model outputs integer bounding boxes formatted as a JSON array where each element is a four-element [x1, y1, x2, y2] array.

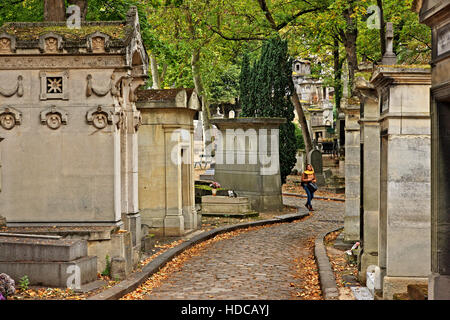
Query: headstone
[[381, 22, 397, 65], [308, 149, 325, 186]]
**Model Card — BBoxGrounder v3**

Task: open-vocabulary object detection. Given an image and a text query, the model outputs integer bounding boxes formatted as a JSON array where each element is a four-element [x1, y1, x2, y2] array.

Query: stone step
[[0, 256, 97, 288], [0, 234, 87, 262]]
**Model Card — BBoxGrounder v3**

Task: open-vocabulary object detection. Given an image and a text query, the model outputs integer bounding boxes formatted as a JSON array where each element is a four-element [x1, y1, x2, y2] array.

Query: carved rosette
[[0, 106, 22, 130], [86, 106, 114, 129], [40, 106, 68, 130]]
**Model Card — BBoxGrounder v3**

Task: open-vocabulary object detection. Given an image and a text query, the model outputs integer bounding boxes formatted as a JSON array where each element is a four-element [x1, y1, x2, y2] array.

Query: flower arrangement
[[209, 182, 221, 189], [0, 273, 16, 300], [209, 182, 221, 196]]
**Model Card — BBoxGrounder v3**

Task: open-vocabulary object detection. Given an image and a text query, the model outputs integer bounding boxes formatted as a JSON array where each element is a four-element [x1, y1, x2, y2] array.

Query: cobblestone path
[[146, 197, 344, 300]]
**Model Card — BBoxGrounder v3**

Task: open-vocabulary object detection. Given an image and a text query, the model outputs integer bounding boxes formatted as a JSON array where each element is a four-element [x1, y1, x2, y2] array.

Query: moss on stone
[[0, 24, 128, 41]]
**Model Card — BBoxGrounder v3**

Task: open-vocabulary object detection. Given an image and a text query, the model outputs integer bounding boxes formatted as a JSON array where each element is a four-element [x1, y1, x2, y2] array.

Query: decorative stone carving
[[0, 106, 22, 130], [86, 106, 114, 129], [87, 32, 110, 53], [0, 75, 23, 97], [40, 71, 69, 100], [86, 74, 119, 97], [39, 33, 63, 54], [40, 106, 68, 130], [0, 33, 16, 55], [133, 111, 142, 132], [0, 56, 125, 70]]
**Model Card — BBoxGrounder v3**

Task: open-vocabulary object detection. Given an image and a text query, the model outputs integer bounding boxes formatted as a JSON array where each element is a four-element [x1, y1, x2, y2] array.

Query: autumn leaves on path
[[122, 199, 344, 300]]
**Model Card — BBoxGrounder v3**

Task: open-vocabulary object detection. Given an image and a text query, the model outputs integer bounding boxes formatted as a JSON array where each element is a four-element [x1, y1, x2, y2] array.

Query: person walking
[[301, 164, 317, 211]]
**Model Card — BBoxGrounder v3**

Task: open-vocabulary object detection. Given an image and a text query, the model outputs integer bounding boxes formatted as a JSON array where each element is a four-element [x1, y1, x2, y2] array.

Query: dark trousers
[[303, 184, 314, 207]]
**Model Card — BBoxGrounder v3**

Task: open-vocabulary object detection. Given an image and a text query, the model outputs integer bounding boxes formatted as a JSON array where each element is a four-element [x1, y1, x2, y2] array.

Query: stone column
[[412, 0, 450, 300], [163, 126, 185, 236], [356, 77, 380, 282], [371, 66, 431, 299], [342, 97, 361, 243]]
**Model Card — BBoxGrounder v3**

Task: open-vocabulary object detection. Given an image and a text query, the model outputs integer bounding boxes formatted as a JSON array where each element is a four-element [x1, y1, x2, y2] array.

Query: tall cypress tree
[[240, 37, 297, 183], [239, 53, 251, 114]]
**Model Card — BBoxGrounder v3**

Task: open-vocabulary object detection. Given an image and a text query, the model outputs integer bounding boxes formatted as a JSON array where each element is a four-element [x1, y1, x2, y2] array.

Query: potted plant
[[209, 182, 221, 196]]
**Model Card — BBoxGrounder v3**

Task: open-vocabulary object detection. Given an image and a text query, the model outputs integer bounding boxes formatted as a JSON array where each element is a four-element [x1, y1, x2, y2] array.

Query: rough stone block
[[0, 256, 97, 288], [110, 256, 127, 281], [0, 236, 87, 262], [382, 276, 428, 300]]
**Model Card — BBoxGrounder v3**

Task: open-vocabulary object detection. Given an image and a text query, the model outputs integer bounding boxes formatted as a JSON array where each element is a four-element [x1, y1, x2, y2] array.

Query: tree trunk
[[342, 0, 358, 95], [290, 87, 312, 156], [44, 0, 66, 22], [191, 49, 213, 155], [333, 39, 345, 148], [377, 0, 386, 57], [333, 39, 343, 112], [150, 53, 161, 89]]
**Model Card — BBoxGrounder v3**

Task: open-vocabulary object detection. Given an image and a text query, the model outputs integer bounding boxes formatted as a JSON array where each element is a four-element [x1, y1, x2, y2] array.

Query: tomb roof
[[137, 88, 195, 102], [0, 21, 129, 42]]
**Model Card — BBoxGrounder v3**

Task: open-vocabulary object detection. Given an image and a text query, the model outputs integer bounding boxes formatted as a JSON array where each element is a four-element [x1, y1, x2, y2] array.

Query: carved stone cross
[[382, 22, 397, 65]]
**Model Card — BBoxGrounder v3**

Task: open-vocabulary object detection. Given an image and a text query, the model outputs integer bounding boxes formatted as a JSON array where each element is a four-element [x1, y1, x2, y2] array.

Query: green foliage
[[294, 122, 305, 151], [240, 37, 297, 184], [101, 255, 111, 277], [18, 275, 30, 291]]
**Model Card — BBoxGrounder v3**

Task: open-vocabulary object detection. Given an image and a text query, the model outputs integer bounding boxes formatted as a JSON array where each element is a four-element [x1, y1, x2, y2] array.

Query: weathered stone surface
[[136, 89, 200, 237], [111, 256, 127, 281], [371, 66, 431, 298], [382, 276, 428, 300], [211, 118, 285, 212], [0, 235, 87, 262], [413, 0, 450, 300], [0, 256, 97, 288], [201, 195, 256, 217]]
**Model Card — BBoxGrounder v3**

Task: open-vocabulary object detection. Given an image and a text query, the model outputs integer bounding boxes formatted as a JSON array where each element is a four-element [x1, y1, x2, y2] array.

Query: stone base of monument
[[0, 233, 97, 287], [382, 276, 428, 300], [201, 196, 259, 217], [0, 226, 138, 275]]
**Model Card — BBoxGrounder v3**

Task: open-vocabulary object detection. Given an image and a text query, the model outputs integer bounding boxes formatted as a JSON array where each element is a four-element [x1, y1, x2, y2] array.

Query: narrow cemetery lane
[[142, 197, 344, 300]]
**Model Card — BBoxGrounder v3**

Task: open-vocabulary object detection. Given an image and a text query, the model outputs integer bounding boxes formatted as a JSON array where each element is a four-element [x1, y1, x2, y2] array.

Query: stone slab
[[0, 235, 87, 262], [0, 256, 97, 287], [351, 286, 374, 300]]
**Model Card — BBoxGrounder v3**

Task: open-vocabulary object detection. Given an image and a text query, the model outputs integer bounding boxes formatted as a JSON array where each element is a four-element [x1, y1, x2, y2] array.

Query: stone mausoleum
[[136, 88, 201, 237], [0, 7, 148, 277]]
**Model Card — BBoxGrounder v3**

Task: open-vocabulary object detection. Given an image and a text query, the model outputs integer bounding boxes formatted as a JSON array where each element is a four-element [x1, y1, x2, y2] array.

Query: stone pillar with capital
[[342, 97, 361, 243], [371, 65, 431, 299], [412, 0, 450, 299], [355, 76, 380, 283]]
